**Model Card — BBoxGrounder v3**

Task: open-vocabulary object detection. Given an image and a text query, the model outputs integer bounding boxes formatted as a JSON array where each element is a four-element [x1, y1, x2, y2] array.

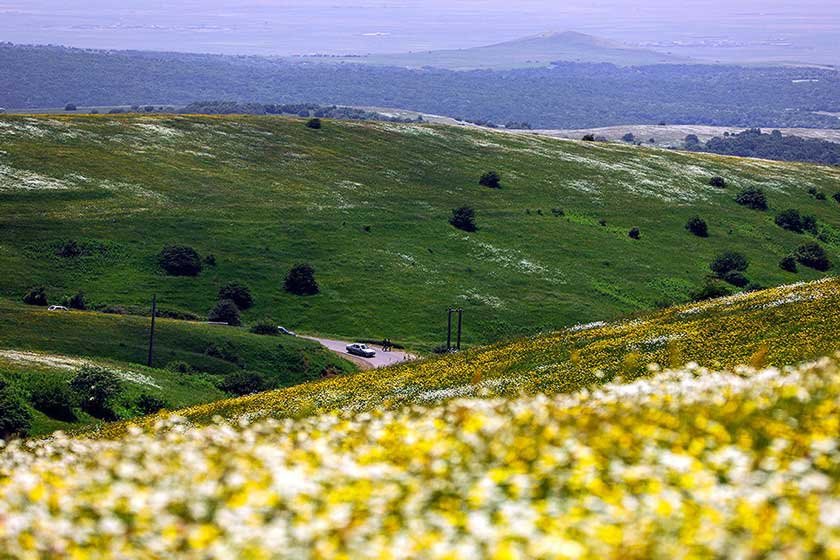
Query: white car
[[346, 343, 376, 358], [48, 305, 69, 311], [278, 326, 297, 336]]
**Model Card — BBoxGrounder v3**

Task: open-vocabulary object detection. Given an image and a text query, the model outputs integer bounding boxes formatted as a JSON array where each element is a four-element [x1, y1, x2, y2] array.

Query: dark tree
[[710, 251, 749, 277], [56, 239, 84, 258], [685, 216, 708, 237], [0, 381, 31, 440], [581, 134, 595, 141], [721, 270, 749, 287], [779, 255, 798, 273], [708, 176, 727, 188], [284, 263, 320, 295], [449, 206, 477, 232], [794, 242, 831, 271], [70, 366, 123, 419], [218, 282, 254, 310], [66, 291, 86, 310], [833, 192, 840, 204], [208, 299, 242, 326], [479, 171, 501, 189], [734, 187, 768, 210], [29, 379, 76, 421], [628, 227, 641, 239], [135, 394, 168, 415], [622, 132, 636, 143], [684, 134, 700, 149], [690, 280, 732, 302], [158, 245, 202, 276], [306, 118, 322, 129], [219, 371, 268, 396], [64, 103, 77, 111], [250, 321, 280, 336], [22, 286, 48, 306]]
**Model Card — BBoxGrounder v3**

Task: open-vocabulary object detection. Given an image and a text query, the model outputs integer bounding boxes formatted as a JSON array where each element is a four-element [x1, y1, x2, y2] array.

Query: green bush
[[775, 209, 817, 234], [284, 263, 320, 296], [208, 300, 241, 326], [65, 291, 86, 310], [70, 365, 124, 419], [166, 361, 193, 374], [479, 171, 501, 189], [721, 270, 749, 287], [56, 239, 84, 258], [734, 187, 767, 210], [218, 282, 254, 310], [708, 176, 727, 188], [685, 216, 708, 237], [29, 379, 76, 421], [23, 286, 48, 306], [219, 371, 268, 396], [710, 251, 749, 277], [690, 280, 732, 302], [135, 394, 168, 415], [306, 118, 322, 129], [0, 381, 31, 440], [205, 342, 244, 366], [449, 206, 477, 232], [628, 227, 641, 240], [833, 192, 840, 204], [158, 245, 203, 276], [779, 255, 798, 273], [794, 242, 831, 271], [250, 321, 279, 336]]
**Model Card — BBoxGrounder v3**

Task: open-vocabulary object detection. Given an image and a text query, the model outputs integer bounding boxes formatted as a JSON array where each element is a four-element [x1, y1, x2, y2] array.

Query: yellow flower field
[[0, 356, 838, 558]]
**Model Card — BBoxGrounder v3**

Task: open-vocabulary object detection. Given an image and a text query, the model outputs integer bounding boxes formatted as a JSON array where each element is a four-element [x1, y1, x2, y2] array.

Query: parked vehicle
[[278, 326, 297, 336], [47, 305, 69, 311], [346, 343, 376, 358]]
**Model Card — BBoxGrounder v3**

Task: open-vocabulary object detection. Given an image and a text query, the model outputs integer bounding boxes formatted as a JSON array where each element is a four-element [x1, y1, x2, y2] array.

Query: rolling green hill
[[1, 114, 839, 350]]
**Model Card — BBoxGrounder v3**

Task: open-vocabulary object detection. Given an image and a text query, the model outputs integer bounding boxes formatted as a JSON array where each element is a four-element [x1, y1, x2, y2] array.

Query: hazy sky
[[1, 1, 838, 63]]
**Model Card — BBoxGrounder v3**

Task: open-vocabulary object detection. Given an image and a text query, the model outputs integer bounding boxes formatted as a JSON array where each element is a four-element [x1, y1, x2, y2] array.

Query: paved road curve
[[302, 336, 416, 370]]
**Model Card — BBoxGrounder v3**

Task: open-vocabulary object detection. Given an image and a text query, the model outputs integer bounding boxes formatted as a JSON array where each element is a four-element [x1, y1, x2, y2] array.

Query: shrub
[[774, 209, 816, 234], [622, 132, 635, 143], [551, 208, 564, 217], [0, 381, 31, 440], [734, 187, 767, 210], [478, 171, 501, 189], [219, 371, 268, 396], [710, 251, 749, 277], [208, 299, 241, 326], [166, 361, 193, 374], [685, 216, 708, 237], [70, 365, 123, 419], [794, 242, 831, 271], [56, 239, 84, 257], [833, 192, 840, 204], [64, 103, 77, 111], [449, 206, 477, 232], [250, 321, 279, 336], [23, 286, 48, 306], [218, 282, 254, 310], [779, 255, 798, 273], [690, 280, 732, 302], [135, 394, 168, 415], [284, 263, 320, 296], [815, 192, 826, 201], [721, 270, 749, 287], [581, 134, 595, 141], [204, 254, 217, 267], [158, 245, 202, 276], [66, 291, 86, 310], [708, 176, 727, 188], [628, 227, 641, 240], [306, 118, 322, 129], [29, 379, 76, 421], [205, 342, 243, 366]]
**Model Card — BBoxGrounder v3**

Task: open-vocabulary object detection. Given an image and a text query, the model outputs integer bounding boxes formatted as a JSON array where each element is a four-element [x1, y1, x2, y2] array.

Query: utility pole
[[446, 308, 453, 350], [147, 294, 157, 367]]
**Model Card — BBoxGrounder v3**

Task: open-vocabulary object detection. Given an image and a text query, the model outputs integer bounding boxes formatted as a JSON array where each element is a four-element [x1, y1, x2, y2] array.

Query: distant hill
[[309, 31, 692, 70]]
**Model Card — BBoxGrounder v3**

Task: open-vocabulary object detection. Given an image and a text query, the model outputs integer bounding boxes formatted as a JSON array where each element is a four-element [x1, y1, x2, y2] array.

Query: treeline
[[686, 129, 840, 165], [2, 43, 840, 129], [181, 101, 420, 122]]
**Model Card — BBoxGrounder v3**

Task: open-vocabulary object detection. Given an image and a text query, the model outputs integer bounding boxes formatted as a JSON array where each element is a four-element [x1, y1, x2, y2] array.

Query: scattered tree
[[56, 239, 84, 258], [479, 171, 501, 189], [708, 176, 727, 188], [622, 132, 636, 143], [219, 371, 268, 396], [66, 291, 86, 310], [581, 134, 595, 141], [218, 282, 254, 310], [628, 227, 641, 240], [158, 245, 202, 276], [685, 216, 708, 237], [794, 242, 831, 271], [284, 263, 320, 296], [250, 321, 279, 336], [779, 255, 798, 273], [833, 192, 840, 204], [29, 379, 76, 421], [684, 134, 701, 149], [0, 381, 31, 440], [70, 366, 123, 419], [690, 280, 732, 302], [721, 270, 749, 287], [208, 299, 241, 326], [64, 103, 77, 111], [449, 206, 477, 232], [22, 286, 48, 306], [306, 118, 322, 129], [135, 394, 168, 415], [710, 251, 749, 277], [775, 209, 817, 234], [734, 187, 768, 210]]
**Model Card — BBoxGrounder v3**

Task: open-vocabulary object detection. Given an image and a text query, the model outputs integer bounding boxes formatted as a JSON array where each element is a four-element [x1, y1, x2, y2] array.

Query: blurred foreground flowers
[[1, 356, 839, 558]]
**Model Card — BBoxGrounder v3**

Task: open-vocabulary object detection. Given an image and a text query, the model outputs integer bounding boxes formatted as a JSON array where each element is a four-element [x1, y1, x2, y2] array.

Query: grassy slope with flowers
[[1, 352, 838, 556], [1, 114, 839, 349], [96, 276, 840, 436]]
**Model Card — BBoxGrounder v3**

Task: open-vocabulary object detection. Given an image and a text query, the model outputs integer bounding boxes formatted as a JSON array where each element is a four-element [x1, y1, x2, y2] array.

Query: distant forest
[[686, 129, 840, 165], [180, 101, 420, 122], [2, 44, 840, 130]]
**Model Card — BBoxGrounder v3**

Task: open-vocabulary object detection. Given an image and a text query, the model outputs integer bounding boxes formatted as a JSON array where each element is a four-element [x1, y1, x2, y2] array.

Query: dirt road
[[303, 336, 416, 370]]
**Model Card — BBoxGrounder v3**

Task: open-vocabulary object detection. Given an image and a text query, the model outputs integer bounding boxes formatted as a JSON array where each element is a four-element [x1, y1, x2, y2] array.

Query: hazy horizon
[[1, 0, 839, 64]]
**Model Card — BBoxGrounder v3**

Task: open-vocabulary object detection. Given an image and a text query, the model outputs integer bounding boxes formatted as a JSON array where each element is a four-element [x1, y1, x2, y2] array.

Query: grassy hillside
[[99, 277, 840, 434], [1, 115, 838, 348]]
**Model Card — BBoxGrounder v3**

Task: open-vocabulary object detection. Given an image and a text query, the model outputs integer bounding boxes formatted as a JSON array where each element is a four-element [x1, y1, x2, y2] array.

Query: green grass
[[1, 114, 839, 351]]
